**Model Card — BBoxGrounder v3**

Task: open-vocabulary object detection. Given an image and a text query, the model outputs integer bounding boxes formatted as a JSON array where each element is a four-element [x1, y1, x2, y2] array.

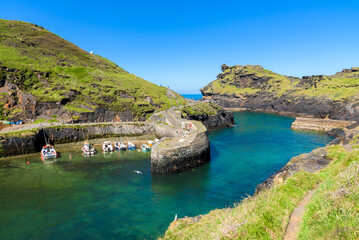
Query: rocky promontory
[[201, 64, 359, 121]]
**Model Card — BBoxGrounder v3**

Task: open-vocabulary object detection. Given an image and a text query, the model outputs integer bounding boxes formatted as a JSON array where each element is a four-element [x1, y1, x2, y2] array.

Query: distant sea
[[181, 94, 203, 100]]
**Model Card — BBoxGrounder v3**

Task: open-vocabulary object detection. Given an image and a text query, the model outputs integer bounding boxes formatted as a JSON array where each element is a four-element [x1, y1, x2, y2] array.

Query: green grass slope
[[299, 145, 359, 239], [201, 64, 359, 101], [161, 141, 359, 239], [0, 19, 186, 121]]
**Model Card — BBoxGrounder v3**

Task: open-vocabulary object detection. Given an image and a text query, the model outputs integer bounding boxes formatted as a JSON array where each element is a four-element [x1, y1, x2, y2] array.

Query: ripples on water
[[0, 112, 333, 239]]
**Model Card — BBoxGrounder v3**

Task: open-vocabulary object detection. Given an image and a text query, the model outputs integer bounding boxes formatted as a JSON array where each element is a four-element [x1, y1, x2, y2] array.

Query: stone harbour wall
[[151, 131, 210, 174]]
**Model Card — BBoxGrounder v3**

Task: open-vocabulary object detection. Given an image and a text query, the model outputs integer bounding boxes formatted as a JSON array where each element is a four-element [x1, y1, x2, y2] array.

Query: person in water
[[69, 153, 72, 159]]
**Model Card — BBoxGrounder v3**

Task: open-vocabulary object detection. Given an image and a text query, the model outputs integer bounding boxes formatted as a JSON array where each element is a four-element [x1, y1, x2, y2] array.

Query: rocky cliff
[[201, 64, 359, 121]]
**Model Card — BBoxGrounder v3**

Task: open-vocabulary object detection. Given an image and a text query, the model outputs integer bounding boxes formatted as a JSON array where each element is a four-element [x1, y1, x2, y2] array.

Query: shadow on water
[[0, 161, 21, 169]]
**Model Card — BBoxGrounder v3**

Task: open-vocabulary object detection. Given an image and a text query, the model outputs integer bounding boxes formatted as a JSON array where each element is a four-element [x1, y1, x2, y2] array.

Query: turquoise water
[[181, 94, 202, 100], [0, 112, 333, 239]]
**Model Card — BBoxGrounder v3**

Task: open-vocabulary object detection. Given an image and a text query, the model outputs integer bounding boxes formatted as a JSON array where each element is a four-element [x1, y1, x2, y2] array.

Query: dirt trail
[[283, 189, 315, 240]]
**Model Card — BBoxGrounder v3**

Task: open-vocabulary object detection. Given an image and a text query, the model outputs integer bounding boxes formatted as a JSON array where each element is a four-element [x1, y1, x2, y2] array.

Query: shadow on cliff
[[34, 129, 54, 152]]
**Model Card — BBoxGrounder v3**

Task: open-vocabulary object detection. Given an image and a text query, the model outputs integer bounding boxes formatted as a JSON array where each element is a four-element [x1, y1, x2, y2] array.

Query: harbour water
[[0, 112, 333, 239]]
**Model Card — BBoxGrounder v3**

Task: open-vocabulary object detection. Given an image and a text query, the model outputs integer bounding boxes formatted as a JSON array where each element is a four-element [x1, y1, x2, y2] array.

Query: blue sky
[[1, 0, 359, 93]]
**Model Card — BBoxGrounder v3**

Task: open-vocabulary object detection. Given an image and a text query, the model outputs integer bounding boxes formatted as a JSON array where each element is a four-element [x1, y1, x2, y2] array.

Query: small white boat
[[141, 144, 151, 152], [154, 138, 160, 143], [115, 141, 127, 151], [102, 141, 114, 152], [82, 142, 96, 155], [41, 144, 57, 161], [128, 142, 136, 150]]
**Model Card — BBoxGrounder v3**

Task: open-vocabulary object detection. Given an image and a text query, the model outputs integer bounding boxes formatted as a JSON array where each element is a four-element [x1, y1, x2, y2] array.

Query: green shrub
[[34, 118, 46, 123]]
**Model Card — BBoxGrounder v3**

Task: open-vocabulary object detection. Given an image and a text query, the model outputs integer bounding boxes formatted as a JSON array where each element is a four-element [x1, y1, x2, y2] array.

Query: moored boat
[[127, 142, 137, 150], [115, 141, 127, 151], [41, 144, 57, 161], [141, 144, 151, 152], [102, 141, 114, 152], [82, 142, 96, 155]]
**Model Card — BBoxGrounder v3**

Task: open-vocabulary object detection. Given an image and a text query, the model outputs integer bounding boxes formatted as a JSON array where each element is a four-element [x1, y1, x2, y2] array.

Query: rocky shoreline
[[210, 94, 359, 121], [198, 64, 359, 191], [256, 125, 359, 192], [220, 107, 359, 193]]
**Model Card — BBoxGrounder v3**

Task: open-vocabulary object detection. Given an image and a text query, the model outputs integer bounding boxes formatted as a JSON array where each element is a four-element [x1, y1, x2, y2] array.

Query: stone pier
[[149, 109, 211, 174], [291, 117, 356, 132]]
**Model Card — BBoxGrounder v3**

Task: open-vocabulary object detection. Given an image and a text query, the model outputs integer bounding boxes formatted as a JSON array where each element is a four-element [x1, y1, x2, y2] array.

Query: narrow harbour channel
[[0, 112, 333, 240]]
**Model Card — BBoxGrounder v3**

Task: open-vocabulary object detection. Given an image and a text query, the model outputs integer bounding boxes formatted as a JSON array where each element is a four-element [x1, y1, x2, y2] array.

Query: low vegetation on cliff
[[0, 19, 186, 122], [180, 103, 223, 117], [201, 64, 359, 101], [161, 142, 359, 239]]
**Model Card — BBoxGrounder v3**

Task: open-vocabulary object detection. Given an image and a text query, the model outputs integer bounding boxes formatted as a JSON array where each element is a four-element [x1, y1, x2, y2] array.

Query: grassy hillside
[[0, 19, 186, 121], [201, 64, 359, 101], [161, 141, 359, 239]]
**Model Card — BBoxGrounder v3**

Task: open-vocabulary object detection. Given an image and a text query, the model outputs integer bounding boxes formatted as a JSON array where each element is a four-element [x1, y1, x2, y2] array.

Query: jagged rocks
[[183, 109, 234, 130]]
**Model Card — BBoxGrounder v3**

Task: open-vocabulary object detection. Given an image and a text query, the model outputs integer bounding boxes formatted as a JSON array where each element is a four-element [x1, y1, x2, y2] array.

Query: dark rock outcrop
[[256, 148, 330, 192], [183, 109, 234, 130]]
